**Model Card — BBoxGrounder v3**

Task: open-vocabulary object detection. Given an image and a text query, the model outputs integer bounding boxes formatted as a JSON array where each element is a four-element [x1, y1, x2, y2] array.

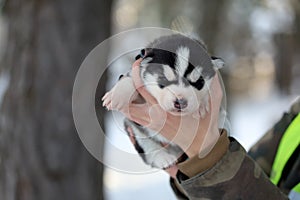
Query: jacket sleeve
[[172, 130, 289, 200]]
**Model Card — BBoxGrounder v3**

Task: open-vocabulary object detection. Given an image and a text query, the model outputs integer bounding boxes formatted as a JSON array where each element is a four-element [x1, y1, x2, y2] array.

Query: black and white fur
[[102, 34, 224, 169]]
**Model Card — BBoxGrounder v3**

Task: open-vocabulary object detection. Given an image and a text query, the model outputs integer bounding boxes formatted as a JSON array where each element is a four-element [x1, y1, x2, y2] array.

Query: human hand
[[121, 58, 223, 159]]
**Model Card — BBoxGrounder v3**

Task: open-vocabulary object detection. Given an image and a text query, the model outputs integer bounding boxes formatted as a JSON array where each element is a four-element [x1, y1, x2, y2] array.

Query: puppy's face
[[140, 43, 221, 116]]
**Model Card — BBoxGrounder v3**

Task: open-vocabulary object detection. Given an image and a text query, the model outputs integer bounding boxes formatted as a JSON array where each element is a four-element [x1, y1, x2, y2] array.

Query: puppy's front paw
[[101, 90, 129, 111], [102, 91, 116, 110], [102, 77, 137, 111]]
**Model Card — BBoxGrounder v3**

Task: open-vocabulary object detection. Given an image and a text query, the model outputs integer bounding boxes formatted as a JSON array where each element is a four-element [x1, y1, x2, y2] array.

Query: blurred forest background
[[0, 0, 299, 200]]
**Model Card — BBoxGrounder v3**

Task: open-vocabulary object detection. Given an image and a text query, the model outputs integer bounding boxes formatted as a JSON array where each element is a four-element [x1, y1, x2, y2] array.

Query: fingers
[[132, 58, 158, 105], [118, 58, 160, 126], [122, 103, 151, 126], [131, 58, 144, 89], [197, 74, 223, 158], [209, 74, 223, 119], [124, 103, 167, 132], [212, 74, 223, 104]]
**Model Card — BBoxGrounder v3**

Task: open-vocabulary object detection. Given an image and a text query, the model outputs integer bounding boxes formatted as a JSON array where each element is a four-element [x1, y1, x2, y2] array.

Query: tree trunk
[[273, 33, 293, 94], [0, 0, 111, 199]]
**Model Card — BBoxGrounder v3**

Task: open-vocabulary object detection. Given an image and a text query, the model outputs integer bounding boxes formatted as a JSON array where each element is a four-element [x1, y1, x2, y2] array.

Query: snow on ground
[[229, 93, 296, 150]]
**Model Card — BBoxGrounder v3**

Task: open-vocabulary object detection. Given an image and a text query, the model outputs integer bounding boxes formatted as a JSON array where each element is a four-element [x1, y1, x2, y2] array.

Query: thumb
[[132, 58, 157, 105]]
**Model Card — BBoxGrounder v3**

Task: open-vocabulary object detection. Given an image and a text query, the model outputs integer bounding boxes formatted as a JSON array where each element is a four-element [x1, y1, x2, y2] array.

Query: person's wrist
[[185, 126, 220, 158], [176, 129, 229, 181]]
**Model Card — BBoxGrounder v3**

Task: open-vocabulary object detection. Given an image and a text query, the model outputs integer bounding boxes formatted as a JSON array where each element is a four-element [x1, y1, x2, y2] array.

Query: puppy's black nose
[[174, 98, 188, 109]]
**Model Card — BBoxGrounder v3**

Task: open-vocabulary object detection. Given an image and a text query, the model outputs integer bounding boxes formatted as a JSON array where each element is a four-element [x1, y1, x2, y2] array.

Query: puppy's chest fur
[[102, 34, 224, 169]]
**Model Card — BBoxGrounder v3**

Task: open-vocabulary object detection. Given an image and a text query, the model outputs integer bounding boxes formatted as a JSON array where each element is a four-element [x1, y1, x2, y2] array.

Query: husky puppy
[[102, 34, 224, 169]]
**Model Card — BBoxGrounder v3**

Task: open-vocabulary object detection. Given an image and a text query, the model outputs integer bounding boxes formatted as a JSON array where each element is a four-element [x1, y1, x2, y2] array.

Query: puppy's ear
[[135, 48, 154, 61], [211, 56, 225, 69], [135, 49, 146, 60], [140, 48, 154, 65], [144, 48, 154, 58]]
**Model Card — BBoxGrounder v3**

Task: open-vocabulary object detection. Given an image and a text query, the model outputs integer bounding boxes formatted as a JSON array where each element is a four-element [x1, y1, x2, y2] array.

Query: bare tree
[[274, 0, 300, 94], [0, 0, 111, 199]]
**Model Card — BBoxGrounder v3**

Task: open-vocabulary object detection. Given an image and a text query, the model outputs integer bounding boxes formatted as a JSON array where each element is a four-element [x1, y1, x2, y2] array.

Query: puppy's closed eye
[[190, 76, 205, 90]]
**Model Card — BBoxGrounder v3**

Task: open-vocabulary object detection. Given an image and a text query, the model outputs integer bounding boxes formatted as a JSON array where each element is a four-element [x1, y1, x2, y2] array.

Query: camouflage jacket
[[248, 97, 300, 196], [170, 97, 300, 200]]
